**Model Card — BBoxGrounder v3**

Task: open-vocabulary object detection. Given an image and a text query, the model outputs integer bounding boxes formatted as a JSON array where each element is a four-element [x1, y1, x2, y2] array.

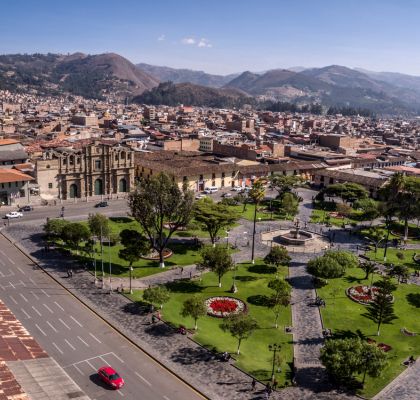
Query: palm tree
[[248, 180, 266, 264]]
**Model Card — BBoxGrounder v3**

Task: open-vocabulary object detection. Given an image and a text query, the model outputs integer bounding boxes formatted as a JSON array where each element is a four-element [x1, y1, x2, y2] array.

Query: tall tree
[[359, 261, 378, 281], [88, 213, 110, 255], [268, 278, 291, 328], [193, 198, 239, 246], [280, 192, 299, 217], [128, 173, 194, 268], [181, 296, 207, 330], [389, 264, 409, 284], [264, 246, 291, 272], [248, 180, 266, 264], [269, 175, 301, 198], [364, 282, 396, 336], [320, 338, 387, 385], [143, 286, 170, 309], [325, 183, 368, 204], [43, 218, 69, 244], [221, 314, 258, 354], [62, 222, 90, 254], [197, 245, 233, 287]]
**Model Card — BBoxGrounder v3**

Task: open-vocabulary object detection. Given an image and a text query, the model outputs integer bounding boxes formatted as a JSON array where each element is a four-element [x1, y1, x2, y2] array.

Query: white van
[[204, 186, 218, 194]]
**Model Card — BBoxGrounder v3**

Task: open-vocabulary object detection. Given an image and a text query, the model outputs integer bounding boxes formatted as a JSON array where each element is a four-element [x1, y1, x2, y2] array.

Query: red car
[[97, 366, 124, 389]]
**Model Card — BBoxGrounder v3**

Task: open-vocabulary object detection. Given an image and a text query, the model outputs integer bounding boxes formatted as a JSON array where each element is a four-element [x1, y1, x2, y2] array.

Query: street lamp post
[[225, 230, 230, 248], [100, 225, 104, 289], [268, 343, 281, 382], [93, 238, 97, 284], [108, 237, 112, 294], [129, 266, 133, 294], [231, 255, 238, 293]]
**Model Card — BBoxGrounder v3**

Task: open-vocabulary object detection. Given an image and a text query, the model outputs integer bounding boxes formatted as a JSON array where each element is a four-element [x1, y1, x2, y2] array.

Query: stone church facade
[[36, 141, 135, 201]]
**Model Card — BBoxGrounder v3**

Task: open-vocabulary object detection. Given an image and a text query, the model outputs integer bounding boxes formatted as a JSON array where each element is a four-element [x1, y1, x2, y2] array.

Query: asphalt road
[[0, 234, 204, 400]]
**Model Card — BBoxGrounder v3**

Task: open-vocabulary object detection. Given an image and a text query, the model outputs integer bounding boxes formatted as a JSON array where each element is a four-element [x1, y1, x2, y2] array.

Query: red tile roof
[[0, 169, 33, 184]]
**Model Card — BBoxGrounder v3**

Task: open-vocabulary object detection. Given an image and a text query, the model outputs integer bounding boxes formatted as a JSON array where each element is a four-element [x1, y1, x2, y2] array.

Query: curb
[[0, 229, 209, 400]]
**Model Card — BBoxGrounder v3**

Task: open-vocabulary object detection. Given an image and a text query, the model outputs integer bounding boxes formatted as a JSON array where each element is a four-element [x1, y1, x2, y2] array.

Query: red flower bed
[[209, 299, 238, 314]]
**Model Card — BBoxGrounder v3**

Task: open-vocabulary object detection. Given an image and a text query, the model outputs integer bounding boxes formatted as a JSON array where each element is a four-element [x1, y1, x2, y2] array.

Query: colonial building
[[0, 168, 33, 206], [36, 141, 135, 201]]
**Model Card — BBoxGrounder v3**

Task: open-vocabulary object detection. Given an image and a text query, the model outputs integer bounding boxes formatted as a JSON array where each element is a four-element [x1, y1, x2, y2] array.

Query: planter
[[346, 285, 394, 305], [205, 296, 246, 318], [141, 248, 173, 260]]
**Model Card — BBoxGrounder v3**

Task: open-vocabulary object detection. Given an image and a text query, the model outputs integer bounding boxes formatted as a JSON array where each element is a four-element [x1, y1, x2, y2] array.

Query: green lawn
[[228, 203, 294, 222], [366, 248, 419, 272], [128, 261, 294, 387], [317, 267, 420, 398], [310, 208, 357, 227]]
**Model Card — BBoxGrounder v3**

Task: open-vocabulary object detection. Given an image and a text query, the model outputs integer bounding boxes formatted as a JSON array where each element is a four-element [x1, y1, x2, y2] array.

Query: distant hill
[[137, 63, 238, 87], [132, 81, 253, 108], [0, 53, 158, 100]]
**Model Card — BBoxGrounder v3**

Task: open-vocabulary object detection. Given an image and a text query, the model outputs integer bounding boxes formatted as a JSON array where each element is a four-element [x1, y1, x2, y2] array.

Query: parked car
[[94, 201, 108, 208], [195, 194, 207, 200], [221, 193, 232, 198], [232, 186, 242, 192], [18, 205, 33, 212], [97, 366, 124, 389], [5, 211, 23, 219], [204, 186, 218, 194]]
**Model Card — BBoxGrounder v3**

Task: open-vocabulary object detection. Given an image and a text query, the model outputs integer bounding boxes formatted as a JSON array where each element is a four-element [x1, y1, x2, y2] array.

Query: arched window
[[94, 179, 103, 195], [119, 178, 127, 192], [69, 184, 78, 198], [120, 151, 126, 160]]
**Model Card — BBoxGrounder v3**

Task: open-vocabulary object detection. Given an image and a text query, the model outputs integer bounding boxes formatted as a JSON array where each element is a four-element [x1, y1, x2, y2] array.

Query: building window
[[183, 176, 188, 181], [95, 160, 101, 169], [199, 174, 203, 181], [221, 172, 225, 178], [115, 154, 119, 161], [48, 183, 53, 189], [212, 173, 216, 179], [231, 171, 235, 178], [69, 156, 74, 166], [76, 157, 81, 165], [63, 159, 67, 166], [9, 183, 11, 188], [15, 182, 18, 187]]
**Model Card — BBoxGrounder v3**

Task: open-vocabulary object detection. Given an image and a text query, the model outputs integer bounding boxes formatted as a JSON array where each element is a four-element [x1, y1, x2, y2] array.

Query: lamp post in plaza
[[268, 343, 282, 383]]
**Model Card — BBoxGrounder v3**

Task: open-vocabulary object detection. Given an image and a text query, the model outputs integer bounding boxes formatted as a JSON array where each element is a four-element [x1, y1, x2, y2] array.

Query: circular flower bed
[[205, 296, 246, 318], [346, 285, 394, 305], [141, 248, 173, 260]]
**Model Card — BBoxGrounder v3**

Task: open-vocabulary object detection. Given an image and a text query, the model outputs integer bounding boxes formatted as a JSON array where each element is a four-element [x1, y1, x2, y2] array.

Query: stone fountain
[[277, 218, 314, 246]]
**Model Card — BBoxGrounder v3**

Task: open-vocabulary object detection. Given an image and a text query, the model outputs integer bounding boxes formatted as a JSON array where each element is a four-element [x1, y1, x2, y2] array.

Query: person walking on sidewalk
[[251, 378, 256, 391]]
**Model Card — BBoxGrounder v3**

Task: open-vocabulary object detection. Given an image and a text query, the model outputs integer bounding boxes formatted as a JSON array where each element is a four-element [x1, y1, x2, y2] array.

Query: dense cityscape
[[0, 2, 419, 400]]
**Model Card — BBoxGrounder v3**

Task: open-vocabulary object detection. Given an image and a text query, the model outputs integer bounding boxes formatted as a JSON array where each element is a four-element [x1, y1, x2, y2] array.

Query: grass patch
[[128, 261, 294, 387], [317, 267, 420, 398], [366, 248, 419, 272]]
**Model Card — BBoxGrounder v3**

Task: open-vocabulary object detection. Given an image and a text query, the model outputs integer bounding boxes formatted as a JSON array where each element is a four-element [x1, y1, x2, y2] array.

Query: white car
[[195, 194, 207, 200], [204, 187, 218, 194], [232, 186, 243, 192], [5, 211, 23, 219], [221, 193, 232, 198]]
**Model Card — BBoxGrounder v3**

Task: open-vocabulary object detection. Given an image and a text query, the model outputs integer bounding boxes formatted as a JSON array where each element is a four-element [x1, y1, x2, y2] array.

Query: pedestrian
[[181, 267, 184, 275], [157, 310, 161, 320], [251, 378, 256, 391], [189, 271, 192, 279], [151, 315, 156, 324], [67, 268, 71, 278], [69, 268, 73, 277], [272, 379, 278, 390]]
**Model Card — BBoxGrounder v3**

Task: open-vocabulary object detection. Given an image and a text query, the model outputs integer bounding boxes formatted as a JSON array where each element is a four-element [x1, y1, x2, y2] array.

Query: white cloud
[[197, 38, 212, 48], [182, 37, 196, 45], [157, 34, 165, 41]]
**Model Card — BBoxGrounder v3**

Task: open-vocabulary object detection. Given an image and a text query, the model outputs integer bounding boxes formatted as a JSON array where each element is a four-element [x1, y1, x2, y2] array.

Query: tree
[[364, 227, 385, 255], [129, 173, 194, 268], [181, 296, 207, 330], [193, 198, 239, 246], [220, 314, 258, 354], [62, 222, 90, 254], [320, 338, 387, 385], [88, 213, 110, 254], [43, 218, 69, 242], [143, 286, 170, 309], [359, 261, 378, 281], [374, 276, 397, 294], [307, 250, 358, 279], [197, 245, 233, 287], [118, 229, 150, 294], [325, 183, 368, 204], [280, 192, 299, 216], [364, 282, 396, 336], [269, 175, 301, 198], [264, 246, 291, 272], [389, 264, 409, 284], [354, 198, 380, 224], [268, 278, 291, 328], [249, 180, 266, 264]]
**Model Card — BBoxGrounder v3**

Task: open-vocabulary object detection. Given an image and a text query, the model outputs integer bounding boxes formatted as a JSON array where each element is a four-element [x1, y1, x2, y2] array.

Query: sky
[[1, 0, 419, 76]]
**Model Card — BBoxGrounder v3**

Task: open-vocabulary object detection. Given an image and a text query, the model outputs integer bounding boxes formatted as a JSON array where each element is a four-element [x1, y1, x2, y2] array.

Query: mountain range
[[1, 52, 420, 115]]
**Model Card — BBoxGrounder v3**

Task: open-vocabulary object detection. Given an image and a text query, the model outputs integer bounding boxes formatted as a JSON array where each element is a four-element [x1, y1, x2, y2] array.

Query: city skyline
[[1, 0, 420, 76]]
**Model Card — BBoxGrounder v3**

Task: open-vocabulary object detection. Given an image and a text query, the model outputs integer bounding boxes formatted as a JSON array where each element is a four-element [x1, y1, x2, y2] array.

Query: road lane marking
[[9, 295, 18, 305], [43, 304, 54, 313], [112, 353, 124, 364], [86, 360, 96, 370], [35, 324, 47, 336], [41, 289, 50, 298], [77, 336, 89, 347], [16, 267, 25, 274], [31, 306, 42, 316], [19, 293, 28, 302], [31, 291, 39, 300], [117, 390, 125, 397], [52, 342, 63, 354], [99, 356, 109, 365], [59, 318, 71, 330], [46, 321, 58, 333], [54, 301, 65, 311], [29, 278, 36, 285], [9, 281, 15, 289], [63, 352, 114, 368], [135, 371, 152, 386], [19, 279, 25, 287], [163, 396, 171, 400], [0, 258, 5, 267], [89, 332, 102, 343], [20, 308, 31, 319], [70, 315, 83, 327], [65, 339, 75, 350]]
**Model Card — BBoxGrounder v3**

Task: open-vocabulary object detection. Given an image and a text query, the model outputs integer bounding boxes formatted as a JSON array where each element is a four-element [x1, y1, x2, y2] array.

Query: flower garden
[[205, 296, 246, 317]]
